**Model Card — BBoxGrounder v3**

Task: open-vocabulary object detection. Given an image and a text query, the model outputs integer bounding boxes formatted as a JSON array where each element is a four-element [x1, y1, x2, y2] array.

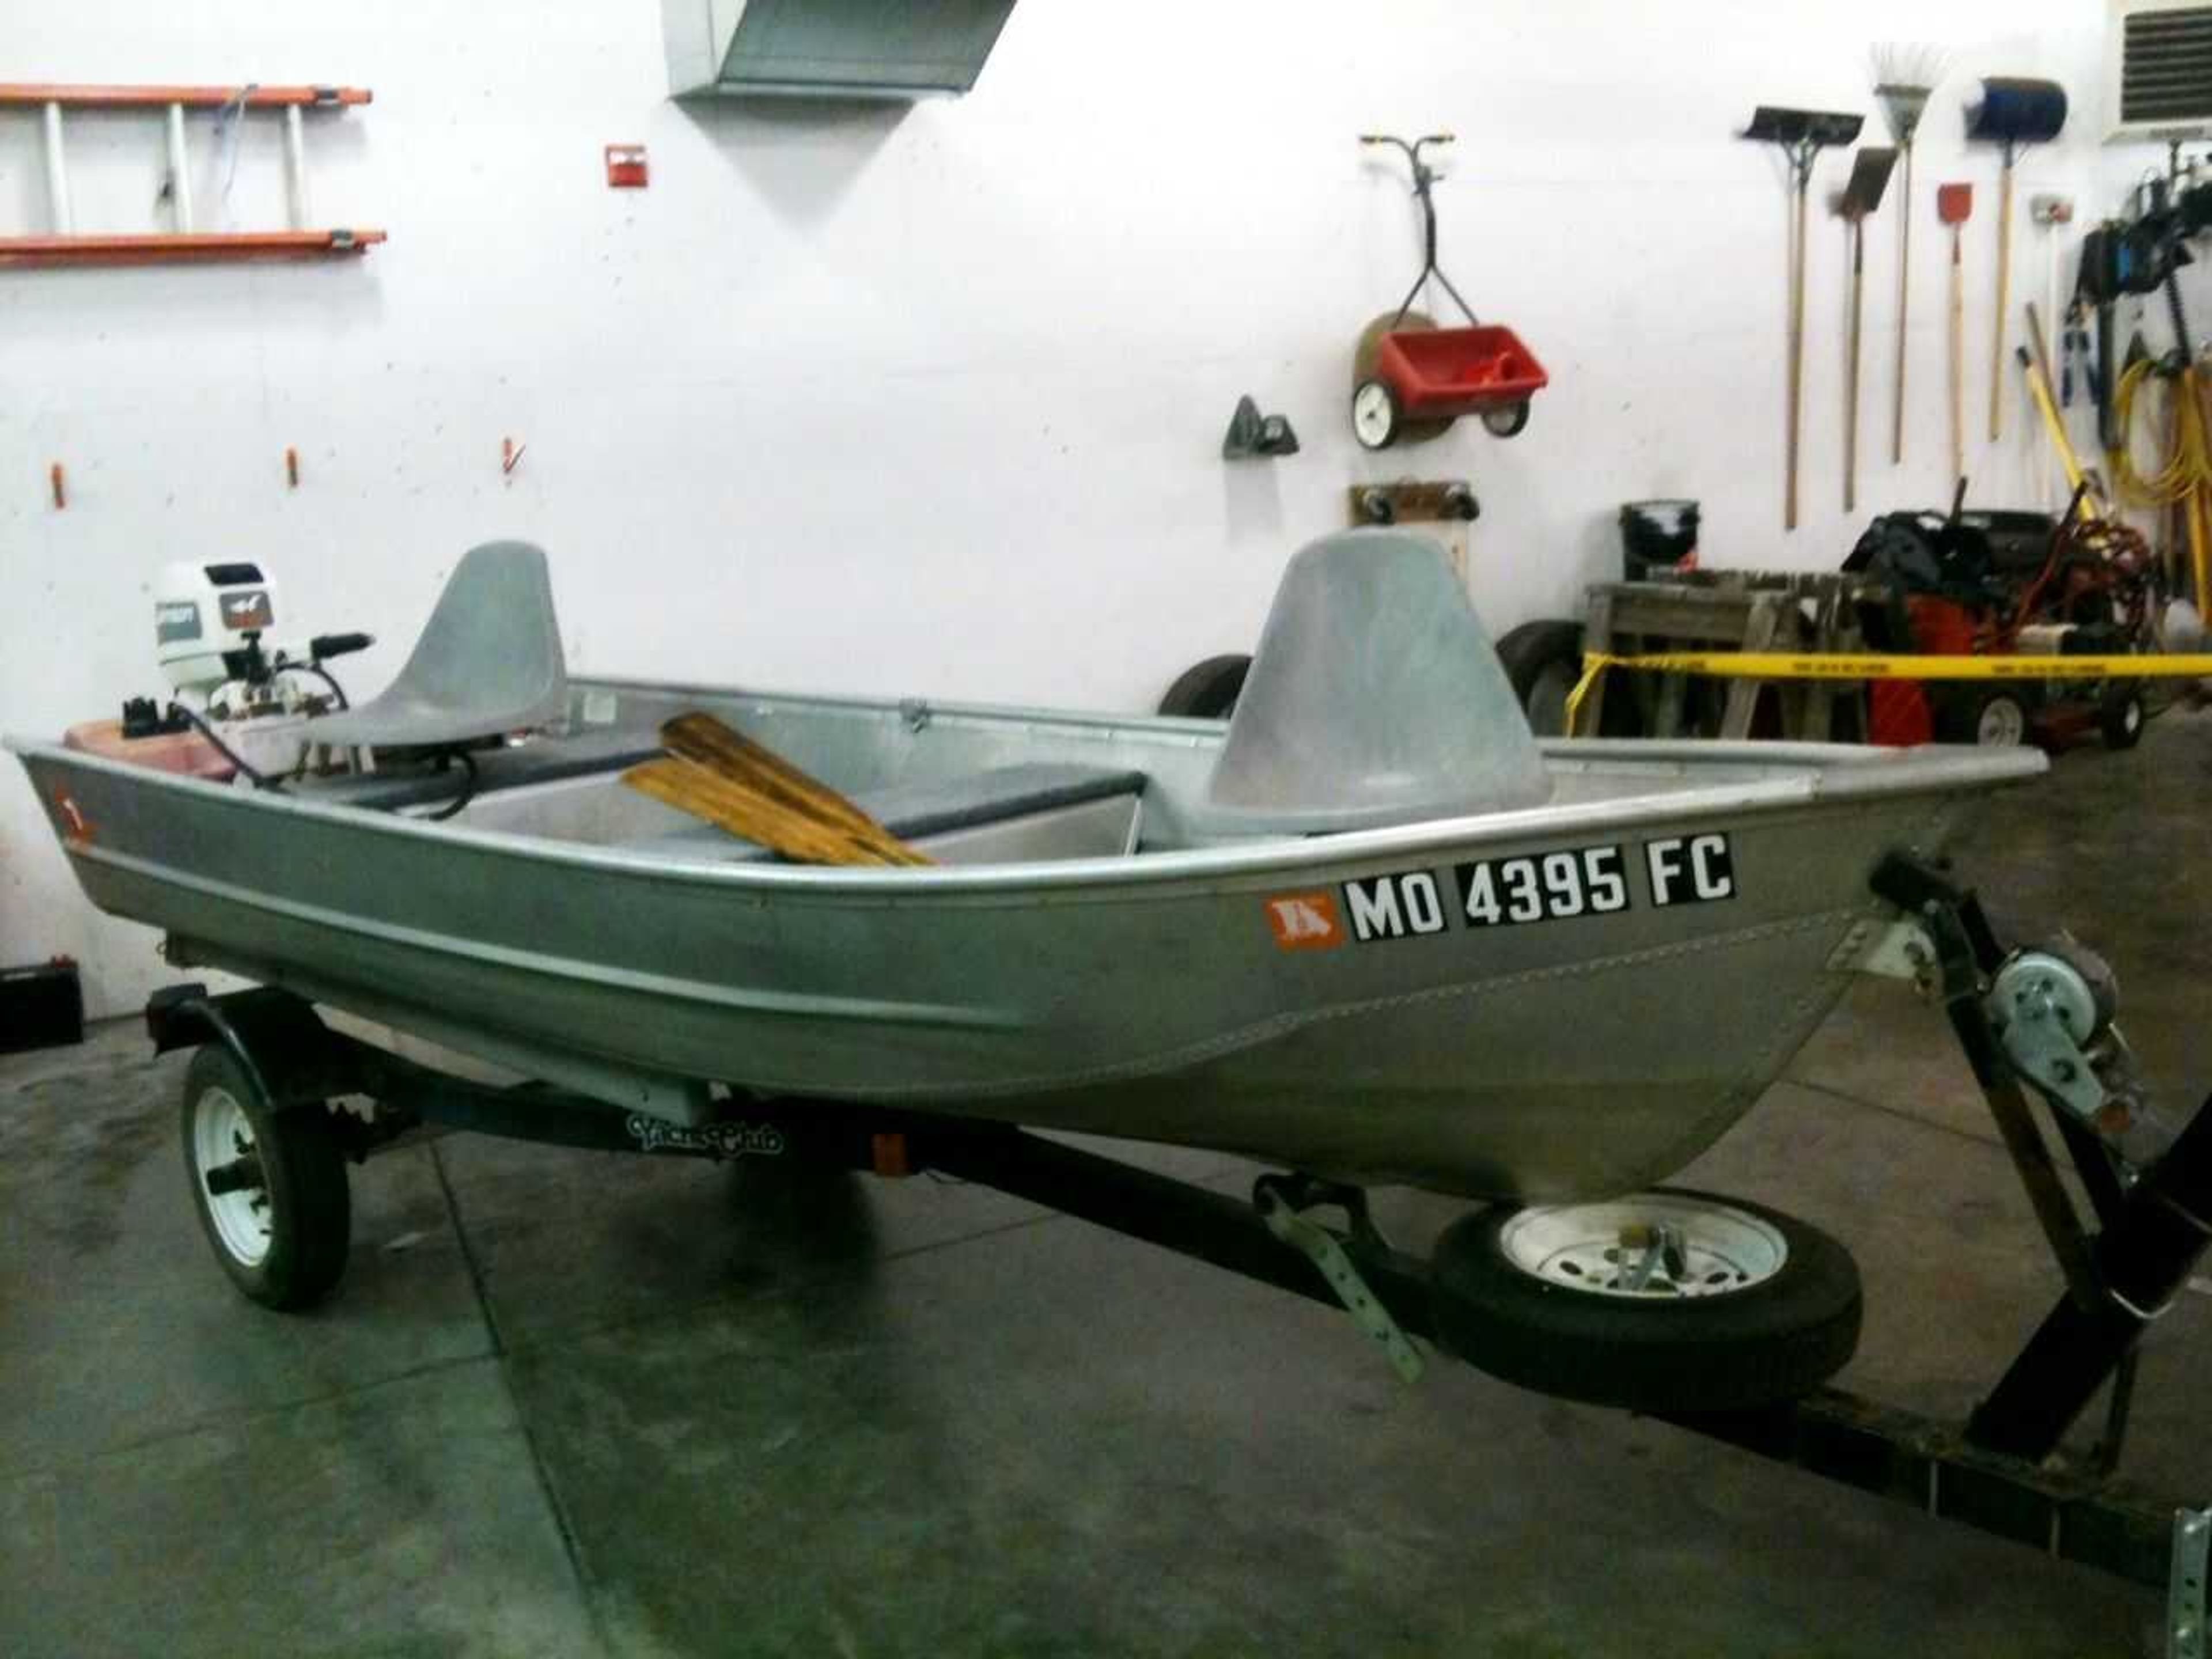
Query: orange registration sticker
[[1264, 892, 1344, 952]]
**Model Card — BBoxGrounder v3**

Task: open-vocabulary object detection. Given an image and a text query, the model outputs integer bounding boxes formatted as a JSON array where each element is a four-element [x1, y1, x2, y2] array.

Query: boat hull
[[11, 705, 2030, 1200]]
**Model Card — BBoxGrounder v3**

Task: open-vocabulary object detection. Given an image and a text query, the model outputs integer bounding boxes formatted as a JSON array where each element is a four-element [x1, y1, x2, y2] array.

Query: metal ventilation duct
[[2108, 1, 2212, 139], [662, 0, 1020, 99]]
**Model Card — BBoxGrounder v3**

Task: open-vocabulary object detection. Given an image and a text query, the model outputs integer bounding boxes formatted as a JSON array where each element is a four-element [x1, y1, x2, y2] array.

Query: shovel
[[1939, 183, 1974, 488], [1838, 148, 1899, 511]]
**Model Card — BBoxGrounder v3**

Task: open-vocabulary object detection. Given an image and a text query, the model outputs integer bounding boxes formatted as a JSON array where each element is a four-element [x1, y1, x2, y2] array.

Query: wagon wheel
[[1479, 400, 1532, 439], [1353, 312, 1452, 447]]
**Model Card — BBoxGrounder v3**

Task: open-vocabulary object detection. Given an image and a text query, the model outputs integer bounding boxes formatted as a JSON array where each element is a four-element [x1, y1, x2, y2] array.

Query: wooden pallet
[[1580, 571, 1884, 741]]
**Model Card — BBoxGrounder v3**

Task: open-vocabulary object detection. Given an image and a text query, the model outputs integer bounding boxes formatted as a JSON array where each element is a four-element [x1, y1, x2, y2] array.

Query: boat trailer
[[146, 851, 2212, 1651]]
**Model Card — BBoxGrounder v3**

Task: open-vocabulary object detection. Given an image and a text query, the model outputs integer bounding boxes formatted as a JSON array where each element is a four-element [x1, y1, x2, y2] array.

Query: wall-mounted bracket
[[1349, 480, 1479, 527]]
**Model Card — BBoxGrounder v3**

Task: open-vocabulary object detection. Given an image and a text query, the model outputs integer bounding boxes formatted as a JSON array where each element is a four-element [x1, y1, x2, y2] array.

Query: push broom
[[1743, 105, 1863, 531], [1967, 78, 2068, 442], [1872, 44, 1946, 465], [1838, 147, 1899, 510]]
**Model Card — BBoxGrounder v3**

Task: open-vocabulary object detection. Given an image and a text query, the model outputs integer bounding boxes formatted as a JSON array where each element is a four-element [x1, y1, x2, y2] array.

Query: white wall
[[1, 0, 2191, 1014]]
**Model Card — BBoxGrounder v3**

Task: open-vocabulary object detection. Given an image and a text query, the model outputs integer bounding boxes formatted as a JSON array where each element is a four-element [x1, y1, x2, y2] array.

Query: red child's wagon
[[1351, 134, 1549, 451]]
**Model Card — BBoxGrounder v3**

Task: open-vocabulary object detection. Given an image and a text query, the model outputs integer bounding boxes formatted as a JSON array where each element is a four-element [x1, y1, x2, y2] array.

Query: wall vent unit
[[2108, 0, 2212, 141], [662, 0, 1020, 100]]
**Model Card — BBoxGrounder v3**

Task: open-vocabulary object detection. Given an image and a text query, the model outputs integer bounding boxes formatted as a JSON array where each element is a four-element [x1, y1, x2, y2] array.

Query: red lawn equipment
[[1350, 133, 1548, 451], [1844, 482, 2158, 751]]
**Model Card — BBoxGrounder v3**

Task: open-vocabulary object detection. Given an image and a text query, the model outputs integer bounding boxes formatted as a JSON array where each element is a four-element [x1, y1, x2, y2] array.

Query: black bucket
[[1620, 500, 1699, 581]]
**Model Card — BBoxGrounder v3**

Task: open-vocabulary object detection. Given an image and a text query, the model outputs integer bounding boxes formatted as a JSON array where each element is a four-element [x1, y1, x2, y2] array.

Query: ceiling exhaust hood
[[662, 0, 1021, 100]]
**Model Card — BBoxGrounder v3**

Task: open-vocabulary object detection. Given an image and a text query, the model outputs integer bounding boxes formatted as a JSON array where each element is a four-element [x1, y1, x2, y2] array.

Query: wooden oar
[[621, 713, 930, 867], [659, 712, 886, 840]]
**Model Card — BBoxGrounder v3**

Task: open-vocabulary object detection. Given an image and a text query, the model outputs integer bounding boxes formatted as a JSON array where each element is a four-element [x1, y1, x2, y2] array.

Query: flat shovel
[[1838, 147, 1899, 511]]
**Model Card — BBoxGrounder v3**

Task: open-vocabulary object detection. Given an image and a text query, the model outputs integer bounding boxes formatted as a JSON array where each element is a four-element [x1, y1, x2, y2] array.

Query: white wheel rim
[[1499, 1196, 1787, 1301], [2123, 698, 2143, 736], [1976, 697, 2027, 747], [1352, 382, 1394, 448], [192, 1085, 272, 1267]]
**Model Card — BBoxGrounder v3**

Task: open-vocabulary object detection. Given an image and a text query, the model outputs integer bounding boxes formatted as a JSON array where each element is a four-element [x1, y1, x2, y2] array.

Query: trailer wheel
[[1429, 1188, 1860, 1413], [2099, 682, 2145, 751], [1157, 653, 1252, 719], [181, 1044, 351, 1310]]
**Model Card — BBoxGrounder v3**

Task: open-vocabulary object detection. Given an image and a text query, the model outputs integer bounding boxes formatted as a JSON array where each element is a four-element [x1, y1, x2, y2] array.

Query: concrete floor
[[6, 713, 2211, 1657]]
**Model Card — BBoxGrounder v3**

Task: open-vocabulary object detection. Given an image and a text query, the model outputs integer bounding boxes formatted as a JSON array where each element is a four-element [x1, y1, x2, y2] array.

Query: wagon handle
[[1359, 132, 1456, 169], [1362, 132, 1478, 329]]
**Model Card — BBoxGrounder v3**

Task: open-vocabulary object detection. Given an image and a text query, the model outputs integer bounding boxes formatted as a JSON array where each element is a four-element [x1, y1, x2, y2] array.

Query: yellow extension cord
[[2106, 357, 2212, 609]]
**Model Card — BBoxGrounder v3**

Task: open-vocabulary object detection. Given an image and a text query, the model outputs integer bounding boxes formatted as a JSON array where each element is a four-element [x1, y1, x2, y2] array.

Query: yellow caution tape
[[1565, 650, 2212, 734]]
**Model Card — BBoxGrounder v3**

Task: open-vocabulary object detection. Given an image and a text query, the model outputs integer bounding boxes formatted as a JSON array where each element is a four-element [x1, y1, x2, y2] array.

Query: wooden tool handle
[[1786, 181, 1807, 532], [1846, 223, 1865, 513], [1950, 230, 1965, 489], [1988, 157, 2015, 442], [1891, 147, 1912, 466]]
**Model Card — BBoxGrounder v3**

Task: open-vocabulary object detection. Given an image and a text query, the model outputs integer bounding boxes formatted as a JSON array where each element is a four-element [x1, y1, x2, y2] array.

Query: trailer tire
[[1429, 1188, 1860, 1413], [181, 1044, 351, 1310], [1157, 654, 1251, 719]]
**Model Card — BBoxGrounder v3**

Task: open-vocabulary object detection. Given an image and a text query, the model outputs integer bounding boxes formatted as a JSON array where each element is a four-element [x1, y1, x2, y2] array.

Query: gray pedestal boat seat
[[309, 541, 567, 751], [1184, 529, 1553, 836]]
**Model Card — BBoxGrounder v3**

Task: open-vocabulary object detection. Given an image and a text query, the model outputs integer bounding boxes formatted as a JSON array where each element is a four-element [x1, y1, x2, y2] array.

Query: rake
[[1872, 43, 1948, 465]]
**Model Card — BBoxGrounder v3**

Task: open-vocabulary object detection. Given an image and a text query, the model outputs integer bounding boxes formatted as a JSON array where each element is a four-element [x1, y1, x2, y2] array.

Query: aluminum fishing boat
[[9, 531, 2043, 1200]]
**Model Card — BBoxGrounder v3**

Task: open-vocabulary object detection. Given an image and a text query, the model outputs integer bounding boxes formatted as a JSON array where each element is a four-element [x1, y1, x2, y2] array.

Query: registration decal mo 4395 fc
[[1262, 832, 1737, 949]]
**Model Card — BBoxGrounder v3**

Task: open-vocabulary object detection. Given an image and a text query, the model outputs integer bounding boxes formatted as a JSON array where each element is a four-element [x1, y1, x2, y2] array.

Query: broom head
[[1967, 78, 2068, 146]]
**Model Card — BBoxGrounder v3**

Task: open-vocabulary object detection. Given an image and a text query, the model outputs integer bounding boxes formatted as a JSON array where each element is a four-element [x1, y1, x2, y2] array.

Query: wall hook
[[501, 437, 526, 476], [49, 462, 66, 510], [284, 446, 300, 488]]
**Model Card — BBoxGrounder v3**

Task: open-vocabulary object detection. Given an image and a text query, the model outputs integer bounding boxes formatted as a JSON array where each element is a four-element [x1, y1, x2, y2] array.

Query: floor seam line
[[430, 1138, 618, 1657]]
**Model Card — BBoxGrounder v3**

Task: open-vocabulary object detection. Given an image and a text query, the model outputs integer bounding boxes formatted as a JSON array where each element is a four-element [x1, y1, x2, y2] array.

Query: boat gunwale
[[6, 683, 2045, 899]]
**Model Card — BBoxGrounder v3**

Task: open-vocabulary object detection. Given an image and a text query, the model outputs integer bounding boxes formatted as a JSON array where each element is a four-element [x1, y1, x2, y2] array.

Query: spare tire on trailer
[[1158, 654, 1252, 719], [1429, 1188, 1861, 1414]]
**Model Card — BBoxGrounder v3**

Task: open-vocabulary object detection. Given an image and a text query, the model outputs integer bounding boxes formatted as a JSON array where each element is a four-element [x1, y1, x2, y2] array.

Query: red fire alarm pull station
[[604, 144, 647, 188]]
